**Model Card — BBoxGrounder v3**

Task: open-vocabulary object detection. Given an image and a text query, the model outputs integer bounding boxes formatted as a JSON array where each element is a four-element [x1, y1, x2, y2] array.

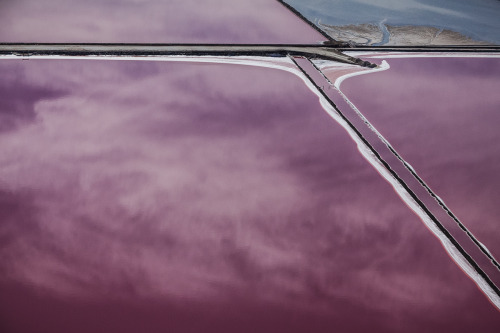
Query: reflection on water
[[0, 59, 499, 332], [341, 56, 500, 262], [0, 0, 323, 43]]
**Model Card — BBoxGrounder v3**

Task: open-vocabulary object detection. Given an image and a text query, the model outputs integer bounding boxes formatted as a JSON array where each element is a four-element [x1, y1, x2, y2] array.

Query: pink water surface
[[0, 0, 324, 43], [0, 59, 499, 332], [341, 56, 500, 261]]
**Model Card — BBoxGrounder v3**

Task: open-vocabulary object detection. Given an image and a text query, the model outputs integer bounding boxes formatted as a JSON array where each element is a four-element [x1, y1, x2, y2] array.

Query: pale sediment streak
[[0, 54, 301, 75], [345, 51, 500, 59], [332, 60, 390, 89]]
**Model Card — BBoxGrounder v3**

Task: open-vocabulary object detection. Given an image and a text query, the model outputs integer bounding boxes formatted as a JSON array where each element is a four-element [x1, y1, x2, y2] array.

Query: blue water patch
[[373, 19, 390, 46], [283, 0, 500, 44]]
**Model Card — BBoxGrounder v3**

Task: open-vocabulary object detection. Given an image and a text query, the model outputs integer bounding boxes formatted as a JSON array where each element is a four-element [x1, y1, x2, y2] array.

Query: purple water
[[0, 58, 499, 332], [0, 0, 324, 43], [342, 56, 500, 261]]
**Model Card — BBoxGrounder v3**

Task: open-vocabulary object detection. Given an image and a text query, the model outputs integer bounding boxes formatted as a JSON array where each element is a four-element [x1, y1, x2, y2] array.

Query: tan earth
[[318, 22, 490, 46], [319, 23, 384, 45]]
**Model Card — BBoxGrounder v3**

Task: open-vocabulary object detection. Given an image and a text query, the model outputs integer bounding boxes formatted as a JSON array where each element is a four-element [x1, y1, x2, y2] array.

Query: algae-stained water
[[0, 59, 499, 332], [341, 56, 500, 261], [282, 0, 500, 45], [0, 0, 324, 43]]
